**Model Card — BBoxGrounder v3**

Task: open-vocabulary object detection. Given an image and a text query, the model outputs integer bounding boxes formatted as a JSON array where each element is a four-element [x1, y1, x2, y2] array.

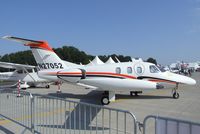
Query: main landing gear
[[101, 91, 115, 105], [172, 83, 179, 99], [56, 81, 62, 93], [101, 96, 110, 105], [45, 85, 50, 89], [130, 91, 142, 96]]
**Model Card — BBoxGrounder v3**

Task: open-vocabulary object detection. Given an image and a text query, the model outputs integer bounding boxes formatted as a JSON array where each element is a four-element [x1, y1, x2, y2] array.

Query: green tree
[[0, 45, 135, 67], [146, 57, 157, 65]]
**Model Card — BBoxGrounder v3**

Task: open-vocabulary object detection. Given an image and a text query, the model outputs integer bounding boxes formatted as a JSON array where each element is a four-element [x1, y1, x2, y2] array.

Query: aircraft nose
[[179, 75, 196, 85], [187, 77, 196, 85], [164, 72, 196, 85]]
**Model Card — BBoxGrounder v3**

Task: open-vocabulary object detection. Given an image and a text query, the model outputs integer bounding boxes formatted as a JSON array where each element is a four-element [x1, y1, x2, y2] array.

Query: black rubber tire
[[101, 96, 110, 105], [173, 92, 179, 99], [130, 91, 139, 96], [130, 91, 135, 96], [45, 85, 50, 89]]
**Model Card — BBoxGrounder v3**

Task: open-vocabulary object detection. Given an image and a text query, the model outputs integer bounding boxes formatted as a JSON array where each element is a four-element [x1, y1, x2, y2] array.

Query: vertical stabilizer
[[2, 36, 69, 70]]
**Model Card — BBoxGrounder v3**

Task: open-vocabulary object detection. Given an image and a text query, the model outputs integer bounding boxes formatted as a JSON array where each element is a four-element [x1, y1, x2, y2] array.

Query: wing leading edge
[[0, 61, 35, 70]]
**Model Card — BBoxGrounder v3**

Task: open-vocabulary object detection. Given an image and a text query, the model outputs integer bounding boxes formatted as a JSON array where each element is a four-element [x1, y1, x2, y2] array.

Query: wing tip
[[2, 35, 12, 39]]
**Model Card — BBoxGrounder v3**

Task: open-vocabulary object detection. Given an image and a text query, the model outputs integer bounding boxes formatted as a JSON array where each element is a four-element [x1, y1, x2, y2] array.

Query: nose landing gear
[[172, 83, 179, 99]]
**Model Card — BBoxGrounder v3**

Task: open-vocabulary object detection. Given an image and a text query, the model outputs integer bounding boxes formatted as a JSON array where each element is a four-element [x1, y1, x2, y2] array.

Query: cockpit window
[[149, 65, 160, 73]]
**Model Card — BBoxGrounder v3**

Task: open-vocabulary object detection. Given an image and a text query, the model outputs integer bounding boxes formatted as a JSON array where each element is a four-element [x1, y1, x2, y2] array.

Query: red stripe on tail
[[25, 41, 54, 52]]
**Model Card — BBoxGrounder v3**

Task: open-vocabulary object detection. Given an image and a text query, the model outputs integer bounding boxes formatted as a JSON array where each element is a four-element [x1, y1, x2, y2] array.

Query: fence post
[[30, 93, 35, 134]]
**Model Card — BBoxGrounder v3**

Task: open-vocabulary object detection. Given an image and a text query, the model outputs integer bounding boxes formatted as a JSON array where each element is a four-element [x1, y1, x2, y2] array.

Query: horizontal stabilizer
[[2, 36, 53, 52], [2, 36, 42, 45]]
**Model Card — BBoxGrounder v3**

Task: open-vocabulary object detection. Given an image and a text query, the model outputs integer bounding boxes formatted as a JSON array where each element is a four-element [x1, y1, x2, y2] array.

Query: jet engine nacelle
[[57, 68, 86, 83]]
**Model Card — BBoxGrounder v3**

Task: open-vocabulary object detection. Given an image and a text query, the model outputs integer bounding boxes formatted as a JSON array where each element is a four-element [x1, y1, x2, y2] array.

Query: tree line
[[0, 45, 157, 71]]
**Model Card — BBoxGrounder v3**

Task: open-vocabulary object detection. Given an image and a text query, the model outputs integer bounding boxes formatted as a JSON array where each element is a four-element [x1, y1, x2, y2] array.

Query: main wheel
[[21, 88, 27, 90], [101, 96, 110, 105], [173, 92, 179, 99], [45, 85, 50, 89], [130, 91, 134, 96], [130, 91, 141, 96]]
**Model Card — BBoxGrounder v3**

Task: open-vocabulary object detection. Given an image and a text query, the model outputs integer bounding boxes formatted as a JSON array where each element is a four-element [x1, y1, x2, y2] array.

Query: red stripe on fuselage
[[45, 71, 177, 84], [86, 72, 136, 79], [46, 71, 136, 79]]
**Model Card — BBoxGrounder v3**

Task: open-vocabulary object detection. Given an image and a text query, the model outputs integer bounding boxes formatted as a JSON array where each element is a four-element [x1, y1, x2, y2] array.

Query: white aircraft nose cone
[[175, 74, 196, 85], [186, 77, 196, 85], [163, 72, 196, 85]]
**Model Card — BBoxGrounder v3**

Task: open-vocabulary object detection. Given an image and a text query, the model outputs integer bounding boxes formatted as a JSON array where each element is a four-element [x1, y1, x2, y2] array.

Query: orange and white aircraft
[[2, 36, 196, 105]]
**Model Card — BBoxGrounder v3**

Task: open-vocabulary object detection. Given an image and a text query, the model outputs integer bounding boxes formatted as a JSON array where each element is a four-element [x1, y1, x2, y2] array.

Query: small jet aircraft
[[2, 36, 196, 105], [129, 59, 196, 98], [0, 61, 51, 89]]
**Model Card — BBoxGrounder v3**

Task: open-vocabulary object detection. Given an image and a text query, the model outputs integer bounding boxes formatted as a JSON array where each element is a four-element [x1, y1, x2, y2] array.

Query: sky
[[0, 0, 200, 65]]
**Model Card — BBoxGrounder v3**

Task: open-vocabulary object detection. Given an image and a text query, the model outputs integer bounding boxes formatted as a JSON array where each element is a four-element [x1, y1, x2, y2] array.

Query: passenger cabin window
[[127, 67, 132, 74], [17, 70, 23, 74], [149, 65, 160, 73], [27, 69, 33, 73], [116, 67, 121, 74], [137, 67, 143, 74]]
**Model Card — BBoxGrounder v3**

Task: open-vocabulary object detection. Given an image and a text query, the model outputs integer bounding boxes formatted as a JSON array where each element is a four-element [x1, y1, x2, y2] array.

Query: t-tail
[[2, 36, 72, 71]]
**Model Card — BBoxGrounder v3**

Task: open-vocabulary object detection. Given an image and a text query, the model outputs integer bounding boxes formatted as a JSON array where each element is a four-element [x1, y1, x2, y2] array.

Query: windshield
[[149, 65, 160, 73]]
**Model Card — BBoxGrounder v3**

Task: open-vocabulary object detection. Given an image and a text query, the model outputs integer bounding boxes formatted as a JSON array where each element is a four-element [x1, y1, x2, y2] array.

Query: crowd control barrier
[[0, 90, 137, 134], [142, 115, 200, 134]]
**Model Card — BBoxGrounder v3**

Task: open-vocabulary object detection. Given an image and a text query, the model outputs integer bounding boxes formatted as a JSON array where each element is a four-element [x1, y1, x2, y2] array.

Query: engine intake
[[57, 68, 86, 83]]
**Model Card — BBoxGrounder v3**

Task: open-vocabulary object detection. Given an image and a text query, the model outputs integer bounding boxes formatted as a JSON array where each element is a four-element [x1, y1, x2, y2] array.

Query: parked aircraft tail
[[2, 36, 76, 70]]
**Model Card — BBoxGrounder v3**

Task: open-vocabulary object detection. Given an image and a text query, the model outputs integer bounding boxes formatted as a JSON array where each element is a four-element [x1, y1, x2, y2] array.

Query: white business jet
[[2, 36, 163, 105], [0, 61, 51, 89], [2, 36, 196, 105], [130, 59, 196, 98]]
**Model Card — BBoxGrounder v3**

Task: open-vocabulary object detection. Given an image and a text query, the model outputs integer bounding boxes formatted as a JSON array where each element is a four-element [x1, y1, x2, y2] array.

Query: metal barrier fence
[[0, 90, 33, 132], [0, 90, 137, 134], [142, 115, 200, 134]]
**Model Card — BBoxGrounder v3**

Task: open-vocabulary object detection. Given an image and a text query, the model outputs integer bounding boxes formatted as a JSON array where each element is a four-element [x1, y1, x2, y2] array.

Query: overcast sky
[[0, 0, 200, 65]]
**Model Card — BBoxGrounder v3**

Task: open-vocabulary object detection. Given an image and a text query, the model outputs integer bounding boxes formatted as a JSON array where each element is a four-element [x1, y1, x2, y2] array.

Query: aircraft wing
[[0, 61, 35, 70], [2, 36, 43, 45], [79, 78, 158, 91]]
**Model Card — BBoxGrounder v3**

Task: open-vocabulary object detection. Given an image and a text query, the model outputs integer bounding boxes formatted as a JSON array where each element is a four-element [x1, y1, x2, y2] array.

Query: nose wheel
[[172, 83, 179, 99], [173, 92, 179, 99]]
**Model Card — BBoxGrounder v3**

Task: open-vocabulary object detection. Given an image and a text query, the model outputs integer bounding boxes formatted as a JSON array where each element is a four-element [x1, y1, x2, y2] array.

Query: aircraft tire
[[21, 88, 27, 90], [173, 92, 179, 99], [45, 85, 50, 89], [101, 96, 110, 105], [130, 91, 133, 96], [130, 91, 141, 96]]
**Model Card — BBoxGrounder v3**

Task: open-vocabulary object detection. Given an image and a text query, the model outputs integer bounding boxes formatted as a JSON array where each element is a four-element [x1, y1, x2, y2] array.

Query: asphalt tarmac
[[0, 72, 200, 134]]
